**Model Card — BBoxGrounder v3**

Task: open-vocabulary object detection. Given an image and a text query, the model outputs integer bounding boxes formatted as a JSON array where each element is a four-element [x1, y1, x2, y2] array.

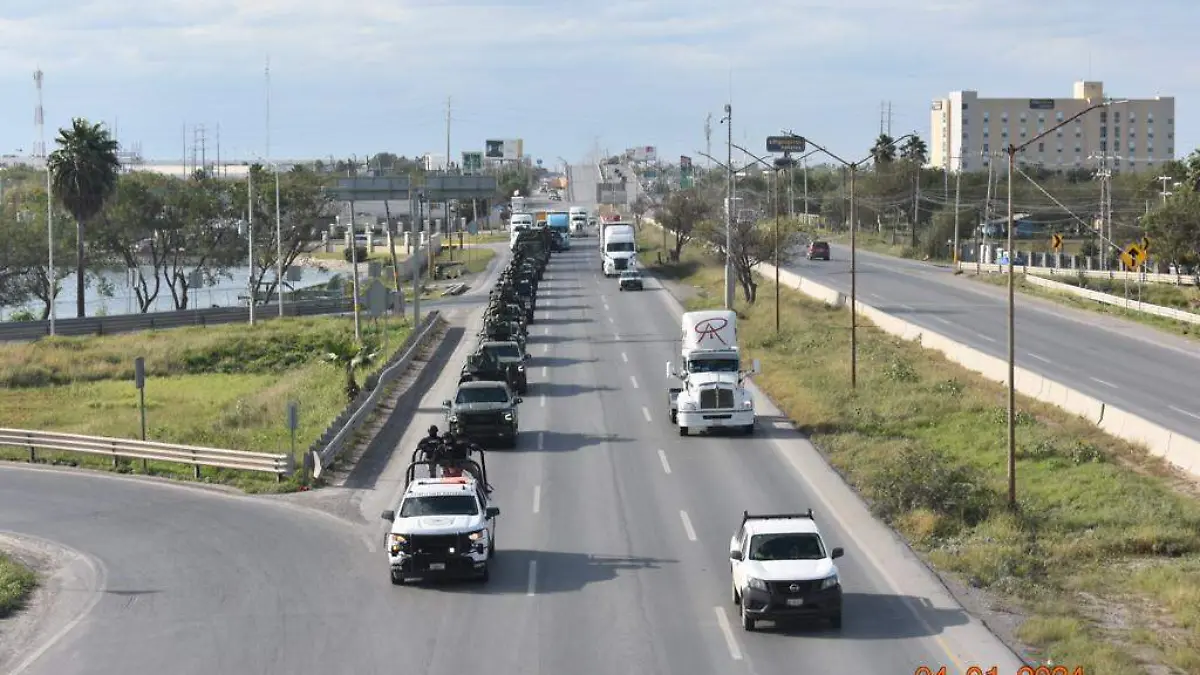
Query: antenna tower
[[33, 69, 46, 159], [704, 113, 713, 167]]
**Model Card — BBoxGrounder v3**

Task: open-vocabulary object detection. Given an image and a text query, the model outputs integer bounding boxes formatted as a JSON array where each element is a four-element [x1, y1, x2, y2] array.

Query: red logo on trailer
[[693, 317, 729, 345]]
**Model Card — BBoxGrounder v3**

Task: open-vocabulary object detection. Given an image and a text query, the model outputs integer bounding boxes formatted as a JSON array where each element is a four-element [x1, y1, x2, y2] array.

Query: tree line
[[640, 133, 1200, 275], [1, 118, 335, 319]]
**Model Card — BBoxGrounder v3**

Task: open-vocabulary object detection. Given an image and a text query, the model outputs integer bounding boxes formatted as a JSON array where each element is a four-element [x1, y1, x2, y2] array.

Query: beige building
[[930, 81, 1175, 173]]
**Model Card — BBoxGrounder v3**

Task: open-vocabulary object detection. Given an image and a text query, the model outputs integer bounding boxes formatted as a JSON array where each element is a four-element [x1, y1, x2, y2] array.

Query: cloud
[[0, 0, 1195, 160]]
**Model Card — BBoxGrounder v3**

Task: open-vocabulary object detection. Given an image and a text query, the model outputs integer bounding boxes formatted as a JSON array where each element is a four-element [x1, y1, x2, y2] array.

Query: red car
[[807, 241, 830, 260]]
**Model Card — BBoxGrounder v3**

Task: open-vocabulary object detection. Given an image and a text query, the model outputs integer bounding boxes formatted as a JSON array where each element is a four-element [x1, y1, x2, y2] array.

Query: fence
[[961, 261, 1199, 286], [310, 310, 446, 479], [1023, 274, 1200, 326], [0, 297, 354, 342], [0, 428, 293, 480]]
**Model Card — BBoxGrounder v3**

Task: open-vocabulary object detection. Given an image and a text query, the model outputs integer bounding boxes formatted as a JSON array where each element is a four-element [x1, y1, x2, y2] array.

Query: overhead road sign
[[422, 175, 498, 200], [329, 177, 412, 201], [766, 135, 806, 153]]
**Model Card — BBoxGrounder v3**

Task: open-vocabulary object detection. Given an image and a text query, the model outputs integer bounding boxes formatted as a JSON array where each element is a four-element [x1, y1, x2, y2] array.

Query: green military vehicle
[[443, 380, 522, 448]]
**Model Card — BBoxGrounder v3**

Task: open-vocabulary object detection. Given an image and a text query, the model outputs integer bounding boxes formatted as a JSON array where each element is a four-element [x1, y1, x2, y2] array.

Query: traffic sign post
[[766, 136, 806, 153], [287, 401, 299, 471], [1050, 233, 1063, 252], [1119, 243, 1147, 270]]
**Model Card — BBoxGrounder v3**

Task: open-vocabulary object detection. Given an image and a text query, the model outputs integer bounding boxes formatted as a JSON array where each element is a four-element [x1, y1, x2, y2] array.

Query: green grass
[[639, 230, 1200, 674], [0, 553, 36, 619], [0, 316, 412, 492], [969, 272, 1200, 342], [432, 246, 496, 276]]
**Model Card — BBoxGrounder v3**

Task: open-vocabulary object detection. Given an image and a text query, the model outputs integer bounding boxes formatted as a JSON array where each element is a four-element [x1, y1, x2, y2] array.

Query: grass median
[[0, 552, 36, 619], [0, 315, 412, 492], [969, 271, 1200, 342], [639, 230, 1200, 674]]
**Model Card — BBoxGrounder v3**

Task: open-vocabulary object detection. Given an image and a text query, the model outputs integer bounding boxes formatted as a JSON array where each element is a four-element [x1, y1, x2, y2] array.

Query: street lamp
[[780, 131, 917, 388], [729, 143, 788, 334], [999, 98, 1125, 508], [719, 104, 734, 309]]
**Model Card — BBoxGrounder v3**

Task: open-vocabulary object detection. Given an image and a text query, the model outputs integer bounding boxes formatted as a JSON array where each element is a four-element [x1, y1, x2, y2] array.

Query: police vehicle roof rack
[[742, 509, 813, 526]]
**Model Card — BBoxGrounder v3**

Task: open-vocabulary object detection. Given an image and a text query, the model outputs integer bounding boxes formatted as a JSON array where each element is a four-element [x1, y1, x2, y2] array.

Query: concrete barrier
[[760, 258, 1200, 480], [1022, 274, 1200, 325], [960, 261, 1198, 286]]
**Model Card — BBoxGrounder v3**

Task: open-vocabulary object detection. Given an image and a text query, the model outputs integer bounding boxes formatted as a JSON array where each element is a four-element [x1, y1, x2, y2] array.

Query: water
[[0, 265, 342, 320]]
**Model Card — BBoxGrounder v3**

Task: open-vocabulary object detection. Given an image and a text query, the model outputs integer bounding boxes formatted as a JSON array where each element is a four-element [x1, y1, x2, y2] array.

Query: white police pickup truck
[[381, 475, 500, 584]]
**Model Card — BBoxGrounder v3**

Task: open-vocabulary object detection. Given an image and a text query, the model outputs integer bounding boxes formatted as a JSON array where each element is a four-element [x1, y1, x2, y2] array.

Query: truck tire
[[679, 426, 688, 437], [669, 410, 677, 424], [742, 424, 755, 435], [390, 571, 405, 586]]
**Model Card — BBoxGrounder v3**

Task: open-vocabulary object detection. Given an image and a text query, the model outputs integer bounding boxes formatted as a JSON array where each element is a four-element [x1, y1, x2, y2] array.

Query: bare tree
[[657, 188, 713, 261]]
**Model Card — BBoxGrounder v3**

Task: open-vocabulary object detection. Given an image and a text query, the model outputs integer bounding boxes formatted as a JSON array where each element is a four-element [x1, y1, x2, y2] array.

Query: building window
[[1056, 130, 1063, 137], [1129, 129, 1136, 138], [1148, 113, 1154, 123], [1101, 141, 1108, 151], [1100, 111, 1108, 122], [962, 117, 968, 126], [1075, 145, 1081, 153], [1168, 132, 1174, 140], [1129, 141, 1135, 151], [1129, 112, 1136, 123], [1114, 111, 1121, 123], [1020, 113, 1027, 122], [962, 102, 969, 109], [1038, 142, 1045, 152], [1148, 146, 1154, 154], [1038, 113, 1045, 122], [1100, 127, 1107, 138], [1020, 126, 1027, 135], [1148, 130, 1154, 139], [1002, 129, 1008, 138], [1168, 117, 1173, 125], [983, 129, 989, 137], [1115, 126, 1121, 137], [1169, 146, 1174, 154], [1056, 111, 1064, 121], [983, 112, 989, 122], [983, 143, 989, 153], [1002, 112, 1008, 122]]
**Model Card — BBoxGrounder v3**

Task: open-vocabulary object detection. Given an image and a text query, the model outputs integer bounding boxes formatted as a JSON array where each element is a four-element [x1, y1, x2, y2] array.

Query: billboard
[[462, 151, 483, 173], [484, 139, 523, 161], [630, 146, 657, 162]]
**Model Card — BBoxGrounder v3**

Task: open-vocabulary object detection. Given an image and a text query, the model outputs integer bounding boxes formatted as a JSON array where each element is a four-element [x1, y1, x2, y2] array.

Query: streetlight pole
[[722, 104, 734, 309], [730, 142, 795, 335], [952, 166, 962, 265], [275, 166, 284, 315], [247, 169, 256, 326], [781, 132, 917, 388], [1001, 98, 1122, 508]]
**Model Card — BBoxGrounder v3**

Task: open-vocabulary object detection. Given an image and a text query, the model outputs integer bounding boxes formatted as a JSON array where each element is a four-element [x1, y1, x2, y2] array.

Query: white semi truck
[[601, 221, 637, 277], [666, 310, 760, 436]]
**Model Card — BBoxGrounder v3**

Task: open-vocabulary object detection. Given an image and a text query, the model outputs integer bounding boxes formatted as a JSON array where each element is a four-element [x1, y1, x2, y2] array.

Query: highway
[[0, 175, 1022, 674], [784, 242, 1200, 442]]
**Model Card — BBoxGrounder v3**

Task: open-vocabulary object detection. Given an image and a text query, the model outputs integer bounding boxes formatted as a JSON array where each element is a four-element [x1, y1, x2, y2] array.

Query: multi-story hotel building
[[930, 81, 1175, 173]]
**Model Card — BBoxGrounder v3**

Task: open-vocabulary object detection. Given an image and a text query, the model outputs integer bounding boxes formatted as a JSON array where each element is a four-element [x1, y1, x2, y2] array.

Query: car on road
[[729, 510, 844, 631], [806, 241, 830, 260], [618, 270, 644, 291], [477, 340, 530, 394], [381, 475, 500, 584], [444, 380, 522, 448]]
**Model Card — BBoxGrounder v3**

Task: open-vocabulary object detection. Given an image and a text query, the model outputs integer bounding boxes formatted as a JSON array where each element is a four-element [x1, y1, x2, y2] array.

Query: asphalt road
[[784, 242, 1200, 442], [0, 173, 1022, 674]]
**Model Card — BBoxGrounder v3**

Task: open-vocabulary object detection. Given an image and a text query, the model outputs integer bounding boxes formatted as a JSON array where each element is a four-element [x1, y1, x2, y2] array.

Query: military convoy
[[444, 224, 553, 449]]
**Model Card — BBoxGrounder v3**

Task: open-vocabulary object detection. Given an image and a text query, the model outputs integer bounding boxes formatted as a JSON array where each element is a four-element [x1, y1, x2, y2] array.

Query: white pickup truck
[[666, 310, 759, 436]]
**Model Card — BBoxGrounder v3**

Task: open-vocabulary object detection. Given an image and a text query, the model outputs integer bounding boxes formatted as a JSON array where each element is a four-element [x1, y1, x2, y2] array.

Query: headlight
[[448, 414, 459, 423], [504, 412, 514, 421], [819, 574, 840, 590], [467, 529, 487, 542], [388, 534, 407, 548], [745, 576, 768, 591], [517, 365, 525, 371], [679, 402, 697, 411], [742, 399, 754, 410]]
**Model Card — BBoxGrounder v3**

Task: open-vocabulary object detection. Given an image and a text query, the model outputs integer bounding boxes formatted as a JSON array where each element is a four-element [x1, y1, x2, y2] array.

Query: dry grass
[[640, 231, 1200, 674], [0, 316, 412, 492]]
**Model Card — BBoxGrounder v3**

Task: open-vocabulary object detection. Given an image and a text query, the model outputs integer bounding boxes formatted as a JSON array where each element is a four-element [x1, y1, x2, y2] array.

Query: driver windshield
[[749, 533, 826, 561], [456, 387, 510, 404], [606, 242, 636, 253], [485, 344, 522, 359], [688, 358, 739, 373], [399, 495, 479, 517]]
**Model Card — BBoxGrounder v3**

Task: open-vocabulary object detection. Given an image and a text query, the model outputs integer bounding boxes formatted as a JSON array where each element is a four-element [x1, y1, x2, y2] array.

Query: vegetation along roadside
[[639, 229, 1200, 674], [0, 553, 37, 620], [967, 271, 1199, 342], [0, 315, 412, 493]]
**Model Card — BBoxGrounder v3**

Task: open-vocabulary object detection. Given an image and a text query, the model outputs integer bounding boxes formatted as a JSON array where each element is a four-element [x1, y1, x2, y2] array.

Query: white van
[[509, 213, 534, 232]]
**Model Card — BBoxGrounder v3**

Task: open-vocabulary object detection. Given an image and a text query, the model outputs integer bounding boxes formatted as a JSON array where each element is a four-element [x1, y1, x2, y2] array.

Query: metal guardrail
[[961, 261, 1199, 286], [0, 297, 355, 342], [1024, 274, 1200, 325], [311, 310, 445, 479], [0, 428, 293, 479]]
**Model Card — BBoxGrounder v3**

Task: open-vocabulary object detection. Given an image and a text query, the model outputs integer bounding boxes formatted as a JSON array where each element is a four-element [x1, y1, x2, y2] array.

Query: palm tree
[[324, 335, 379, 403], [900, 136, 929, 165], [48, 118, 121, 317], [870, 134, 897, 165]]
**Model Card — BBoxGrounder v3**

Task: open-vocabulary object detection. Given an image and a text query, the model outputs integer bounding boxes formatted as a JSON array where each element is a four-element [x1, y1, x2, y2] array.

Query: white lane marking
[[8, 545, 109, 675], [974, 331, 997, 343], [1170, 405, 1200, 421], [526, 561, 538, 596], [532, 485, 541, 514], [630, 375, 639, 389], [614, 333, 620, 340], [1090, 376, 1117, 389], [540, 395, 546, 407], [541, 344, 548, 353], [713, 607, 744, 661], [868, 292, 883, 300], [642, 406, 652, 422], [600, 294, 607, 301], [679, 510, 697, 541], [603, 303, 610, 311], [543, 327, 549, 335], [1027, 352, 1051, 364], [541, 367, 548, 377], [608, 316, 615, 323], [658, 449, 672, 474], [933, 316, 952, 325], [900, 303, 915, 310], [538, 431, 545, 450], [621, 352, 629, 363]]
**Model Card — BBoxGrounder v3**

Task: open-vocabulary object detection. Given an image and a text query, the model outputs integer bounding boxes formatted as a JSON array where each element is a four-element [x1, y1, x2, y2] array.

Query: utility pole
[[248, 170, 256, 326], [952, 167, 962, 263], [723, 104, 734, 309], [35, 68, 56, 333], [446, 96, 452, 174], [1098, 156, 1112, 270], [979, 152, 995, 274]]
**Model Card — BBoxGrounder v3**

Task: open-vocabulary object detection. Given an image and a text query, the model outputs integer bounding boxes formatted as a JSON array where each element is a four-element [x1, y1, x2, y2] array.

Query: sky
[[1, 0, 1197, 167]]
